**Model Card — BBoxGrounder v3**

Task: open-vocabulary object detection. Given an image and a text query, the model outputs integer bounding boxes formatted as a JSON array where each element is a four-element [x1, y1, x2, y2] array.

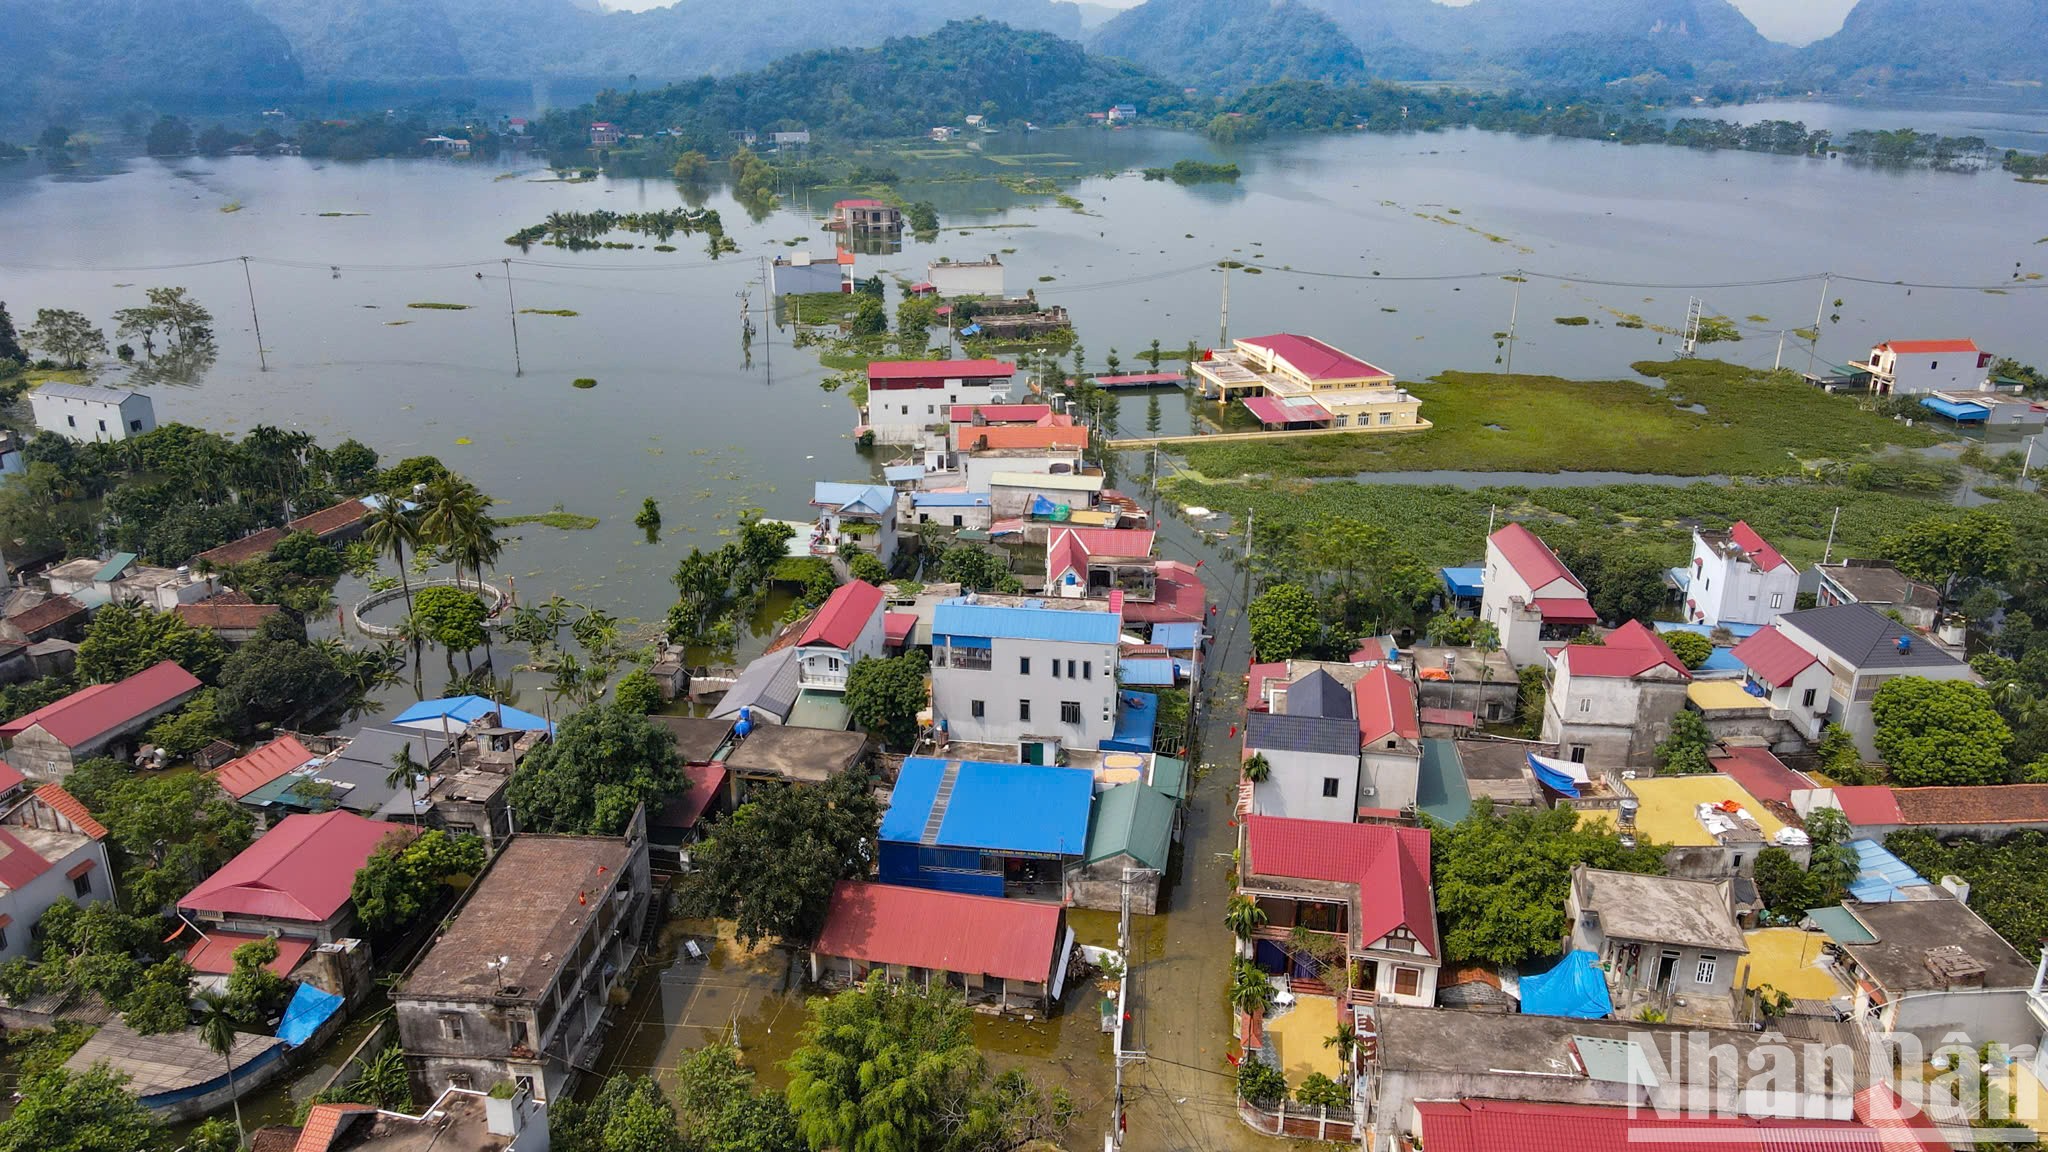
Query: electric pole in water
[[760, 255, 772, 386], [1218, 263, 1230, 348], [502, 259, 523, 376], [1806, 273, 1831, 376], [240, 256, 267, 371]]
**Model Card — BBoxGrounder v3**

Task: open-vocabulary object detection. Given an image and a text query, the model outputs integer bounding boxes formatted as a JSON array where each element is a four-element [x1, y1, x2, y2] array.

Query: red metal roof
[[1831, 785, 1903, 827], [1091, 372, 1183, 385], [1714, 746, 1810, 808], [797, 580, 884, 650], [1729, 520, 1792, 573], [0, 758, 23, 796], [1353, 663, 1419, 744], [179, 810, 409, 923], [1120, 560, 1206, 627], [1530, 596, 1599, 623], [884, 613, 917, 645], [1413, 1098, 1896, 1152], [184, 930, 313, 976], [1732, 626, 1821, 686], [812, 880, 1063, 983], [966, 424, 1091, 451], [198, 527, 286, 568], [1879, 339, 1978, 354], [1560, 620, 1688, 679], [0, 827, 53, 890], [867, 359, 1015, 381], [657, 762, 727, 831], [835, 198, 889, 209], [950, 403, 1051, 423], [286, 498, 369, 538], [1247, 662, 1286, 710], [1419, 706, 1476, 728], [1243, 815, 1436, 956], [1491, 522, 1582, 591], [213, 736, 320, 800], [1242, 393, 1332, 426], [0, 662, 202, 748], [31, 784, 106, 839], [1238, 333, 1392, 382]]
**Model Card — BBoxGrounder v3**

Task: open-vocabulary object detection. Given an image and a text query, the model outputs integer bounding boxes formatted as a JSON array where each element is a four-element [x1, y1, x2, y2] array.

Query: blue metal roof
[[1150, 621, 1202, 650], [1920, 396, 1988, 422], [882, 758, 1091, 855], [932, 598, 1120, 645], [1441, 566, 1484, 598], [815, 481, 895, 516], [1697, 647, 1743, 673], [913, 491, 991, 508], [1847, 838, 1930, 903], [1120, 658, 1177, 686], [1667, 566, 1692, 591], [883, 465, 925, 483], [1106, 689, 1158, 753], [392, 695, 553, 732]]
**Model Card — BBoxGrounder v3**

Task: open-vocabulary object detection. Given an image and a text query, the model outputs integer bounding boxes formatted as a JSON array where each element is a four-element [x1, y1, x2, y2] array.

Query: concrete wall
[[868, 382, 994, 444], [29, 391, 156, 443], [930, 262, 1004, 297], [931, 635, 1117, 748], [1885, 987, 2036, 1050], [1068, 859, 1160, 915], [1362, 746, 1420, 812], [1884, 350, 1989, 394], [0, 839, 111, 962], [1250, 748, 1359, 823]]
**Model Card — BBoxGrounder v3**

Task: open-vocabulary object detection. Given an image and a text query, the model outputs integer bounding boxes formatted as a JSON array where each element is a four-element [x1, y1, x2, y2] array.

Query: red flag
[[578, 891, 587, 906]]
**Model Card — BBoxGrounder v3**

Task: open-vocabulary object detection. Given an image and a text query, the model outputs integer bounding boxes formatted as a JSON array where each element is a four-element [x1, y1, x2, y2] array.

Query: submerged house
[[808, 880, 1072, 1014], [810, 482, 899, 567]]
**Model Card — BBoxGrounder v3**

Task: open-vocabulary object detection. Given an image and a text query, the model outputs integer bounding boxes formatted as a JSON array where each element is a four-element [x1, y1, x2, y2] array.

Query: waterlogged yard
[[1177, 360, 1946, 480]]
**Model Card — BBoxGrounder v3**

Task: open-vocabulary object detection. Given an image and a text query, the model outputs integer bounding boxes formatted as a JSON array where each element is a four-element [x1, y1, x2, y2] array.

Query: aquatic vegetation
[[572, 378, 597, 389], [1554, 316, 1591, 326], [408, 302, 471, 310], [520, 308, 580, 317], [503, 508, 600, 530]]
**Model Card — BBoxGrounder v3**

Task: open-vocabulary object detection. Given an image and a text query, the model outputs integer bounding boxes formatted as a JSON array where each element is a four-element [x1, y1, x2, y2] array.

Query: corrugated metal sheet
[[931, 599, 1120, 644], [882, 758, 1091, 856], [1149, 621, 1202, 650], [812, 881, 1060, 983]]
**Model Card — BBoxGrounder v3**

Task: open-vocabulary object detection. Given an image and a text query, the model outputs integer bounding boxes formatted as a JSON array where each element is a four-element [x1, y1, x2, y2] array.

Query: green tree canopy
[[0, 1064, 162, 1152], [1663, 630, 1714, 670], [684, 769, 880, 946], [1655, 709, 1714, 775], [410, 585, 489, 657], [671, 1044, 803, 1152], [77, 600, 228, 684], [64, 760, 255, 913], [1870, 676, 2012, 786], [23, 308, 107, 368], [551, 1075, 683, 1152], [350, 829, 485, 936], [214, 614, 352, 733], [1430, 799, 1667, 964], [937, 546, 1015, 593], [611, 669, 663, 715], [1885, 830, 2048, 955], [507, 704, 683, 835], [844, 651, 927, 751], [1248, 583, 1319, 661], [1880, 509, 2015, 601]]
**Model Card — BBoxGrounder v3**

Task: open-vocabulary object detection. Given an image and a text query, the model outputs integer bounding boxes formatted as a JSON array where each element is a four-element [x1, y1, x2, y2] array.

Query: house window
[[441, 1014, 464, 1041], [1392, 966, 1421, 997], [1801, 688, 1817, 708], [1696, 955, 1718, 985], [1577, 698, 1590, 713], [1569, 747, 1587, 764], [129, 420, 143, 432], [1732, 853, 1743, 870], [450, 1073, 474, 1090], [66, 416, 75, 427], [1061, 701, 1081, 725], [901, 405, 909, 415], [1379, 411, 1392, 425], [0, 926, 7, 950], [952, 516, 963, 527], [1018, 699, 1031, 722], [827, 656, 841, 672], [1063, 659, 1075, 678], [509, 1019, 529, 1047], [1020, 657, 1032, 675], [1083, 661, 1092, 680], [1322, 778, 1340, 798], [1386, 739, 1397, 749], [97, 420, 106, 432], [1052, 660, 1061, 678], [72, 872, 92, 898], [971, 700, 985, 719], [1930, 360, 1939, 370], [1771, 593, 1784, 609]]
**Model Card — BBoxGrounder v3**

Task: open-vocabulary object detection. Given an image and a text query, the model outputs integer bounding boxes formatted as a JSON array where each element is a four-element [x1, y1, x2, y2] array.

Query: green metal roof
[[1805, 904, 1876, 945], [92, 552, 137, 583], [1149, 755, 1188, 800], [1085, 781, 1175, 870], [1415, 738, 1472, 824]]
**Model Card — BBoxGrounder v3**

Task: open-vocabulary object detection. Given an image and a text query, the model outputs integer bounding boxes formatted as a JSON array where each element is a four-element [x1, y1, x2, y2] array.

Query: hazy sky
[[600, 0, 1861, 47]]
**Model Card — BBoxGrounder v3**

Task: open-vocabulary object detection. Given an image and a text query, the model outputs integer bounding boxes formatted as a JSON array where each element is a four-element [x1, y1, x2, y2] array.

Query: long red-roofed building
[[1192, 333, 1427, 433], [0, 661, 203, 780], [1409, 1097, 1945, 1152], [807, 880, 1070, 1013], [1541, 621, 1692, 771], [865, 359, 1017, 445], [1239, 815, 1438, 1006], [179, 809, 411, 943], [213, 735, 322, 800]]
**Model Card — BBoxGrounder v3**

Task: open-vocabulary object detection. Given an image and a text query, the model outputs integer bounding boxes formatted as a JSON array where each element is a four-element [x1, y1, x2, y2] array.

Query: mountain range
[[0, 0, 2040, 120]]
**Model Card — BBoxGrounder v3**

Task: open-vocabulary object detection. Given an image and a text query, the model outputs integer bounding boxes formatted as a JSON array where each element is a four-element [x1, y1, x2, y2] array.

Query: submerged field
[[1176, 359, 1947, 480]]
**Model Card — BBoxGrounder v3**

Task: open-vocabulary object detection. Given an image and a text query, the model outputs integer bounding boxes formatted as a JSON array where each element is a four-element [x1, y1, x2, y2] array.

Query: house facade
[[831, 199, 902, 233], [1566, 865, 1748, 1016], [178, 809, 409, 944], [793, 579, 886, 693], [395, 814, 652, 1104], [29, 383, 157, 443], [864, 359, 1016, 445], [1480, 523, 1596, 667], [810, 482, 899, 567], [1245, 670, 1361, 824], [930, 596, 1120, 755], [769, 249, 854, 296], [1539, 621, 1691, 770], [1193, 333, 1425, 432], [0, 785, 113, 962], [1355, 663, 1422, 813], [927, 257, 1005, 298], [808, 881, 1070, 1014], [1686, 521, 1799, 628], [1852, 338, 1992, 395], [1725, 625, 1834, 742], [1774, 604, 1972, 756]]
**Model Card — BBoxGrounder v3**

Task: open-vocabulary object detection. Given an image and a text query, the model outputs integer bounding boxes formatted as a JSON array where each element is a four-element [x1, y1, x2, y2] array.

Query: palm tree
[[363, 493, 422, 617], [1242, 752, 1271, 783], [198, 991, 245, 1149], [1324, 1021, 1358, 1072], [387, 744, 426, 826], [1229, 959, 1274, 1019], [1224, 895, 1268, 941]]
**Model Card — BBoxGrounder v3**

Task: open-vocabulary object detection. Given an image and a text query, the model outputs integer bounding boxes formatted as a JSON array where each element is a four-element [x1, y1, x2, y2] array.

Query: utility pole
[[1806, 273, 1831, 376], [760, 255, 772, 386], [1504, 272, 1521, 376], [502, 259, 523, 376], [2024, 437, 2037, 485], [1823, 505, 1841, 564], [1218, 263, 1230, 348], [240, 257, 267, 372], [1774, 330, 1787, 372]]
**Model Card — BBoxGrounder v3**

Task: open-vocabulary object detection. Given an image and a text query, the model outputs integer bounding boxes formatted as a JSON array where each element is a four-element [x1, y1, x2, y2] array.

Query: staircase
[[920, 760, 962, 844], [637, 891, 666, 951]]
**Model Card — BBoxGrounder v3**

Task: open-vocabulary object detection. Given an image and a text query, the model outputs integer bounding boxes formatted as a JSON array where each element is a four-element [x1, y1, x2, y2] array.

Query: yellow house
[[1192, 333, 1426, 432]]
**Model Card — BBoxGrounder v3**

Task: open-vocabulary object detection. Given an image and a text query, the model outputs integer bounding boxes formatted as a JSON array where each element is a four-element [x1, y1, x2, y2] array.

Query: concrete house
[[1480, 523, 1596, 667], [178, 809, 410, 944], [1833, 896, 2037, 1049], [876, 757, 1091, 899], [0, 784, 112, 962], [809, 482, 899, 567], [1581, 773, 1807, 880], [1566, 865, 1748, 1017], [1540, 621, 1690, 770], [29, 383, 157, 442], [769, 249, 854, 296], [1774, 604, 1971, 756], [1192, 333, 1425, 433], [0, 660, 203, 780], [395, 813, 652, 1103], [1723, 624, 1835, 742], [1355, 663, 1422, 814], [1685, 521, 1799, 628], [1813, 559, 1941, 631], [863, 358, 1016, 446], [1238, 815, 1440, 1007], [1244, 669, 1362, 824], [1071, 779, 1177, 914], [1045, 527, 1156, 602], [830, 199, 902, 233], [930, 595, 1120, 757], [927, 256, 1005, 298], [1853, 338, 1992, 395], [808, 881, 1071, 1015], [793, 579, 886, 694], [43, 552, 215, 611]]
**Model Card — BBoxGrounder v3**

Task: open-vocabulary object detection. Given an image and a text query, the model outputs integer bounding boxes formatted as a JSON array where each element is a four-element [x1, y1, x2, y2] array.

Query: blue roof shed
[[1150, 622, 1203, 650], [881, 758, 1092, 856], [932, 599, 1121, 645], [1441, 567, 1484, 599], [1104, 690, 1158, 753]]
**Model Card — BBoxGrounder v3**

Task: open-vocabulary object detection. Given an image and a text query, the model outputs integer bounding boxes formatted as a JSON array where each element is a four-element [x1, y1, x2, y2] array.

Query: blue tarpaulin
[[1528, 752, 1586, 798], [1520, 950, 1613, 1019], [1103, 691, 1159, 753], [275, 982, 344, 1047]]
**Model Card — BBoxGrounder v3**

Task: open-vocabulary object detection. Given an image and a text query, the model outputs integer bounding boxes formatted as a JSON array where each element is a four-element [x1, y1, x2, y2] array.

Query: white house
[[29, 384, 156, 443], [1355, 663, 1422, 813], [810, 482, 898, 568], [1725, 625, 1834, 742], [930, 595, 1120, 759], [927, 257, 1004, 298], [794, 580, 886, 693], [1775, 603, 1973, 756], [1245, 669, 1361, 824], [1686, 521, 1799, 628], [0, 784, 114, 963], [770, 250, 854, 297], [1853, 339, 1993, 395], [1480, 522, 1595, 667], [863, 359, 1015, 446], [1540, 621, 1691, 770]]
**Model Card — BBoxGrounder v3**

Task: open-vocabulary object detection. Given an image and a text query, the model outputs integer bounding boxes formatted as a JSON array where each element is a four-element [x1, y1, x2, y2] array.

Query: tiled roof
[[213, 736, 320, 800], [1354, 662, 1419, 743], [1879, 339, 1978, 354], [1413, 1098, 1891, 1152], [5, 594, 87, 635], [1237, 333, 1391, 382], [1779, 604, 1963, 672], [286, 498, 369, 538], [1490, 522, 1581, 591], [1728, 520, 1792, 573], [29, 784, 106, 839], [797, 580, 884, 650], [812, 880, 1063, 983], [0, 662, 201, 747], [291, 1104, 376, 1152], [1243, 710, 1358, 757], [1731, 626, 1821, 686], [198, 527, 285, 568], [179, 810, 408, 922], [175, 599, 285, 631], [1243, 815, 1436, 956], [1559, 621, 1688, 680], [1891, 783, 2048, 827]]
